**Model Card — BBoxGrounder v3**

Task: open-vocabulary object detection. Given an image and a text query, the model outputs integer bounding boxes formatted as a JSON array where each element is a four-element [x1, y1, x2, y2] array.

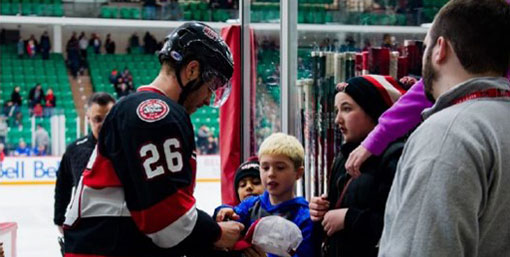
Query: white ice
[[0, 175, 221, 256]]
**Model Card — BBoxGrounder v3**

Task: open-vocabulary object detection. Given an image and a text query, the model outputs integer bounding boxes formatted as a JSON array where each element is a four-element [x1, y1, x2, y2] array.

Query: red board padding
[[219, 25, 257, 205]]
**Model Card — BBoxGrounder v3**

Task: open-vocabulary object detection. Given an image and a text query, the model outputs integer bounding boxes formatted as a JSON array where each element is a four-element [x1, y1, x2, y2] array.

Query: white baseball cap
[[233, 215, 303, 257]]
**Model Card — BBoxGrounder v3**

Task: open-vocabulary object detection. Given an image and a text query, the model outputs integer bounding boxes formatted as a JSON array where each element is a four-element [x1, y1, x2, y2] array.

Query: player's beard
[[423, 50, 438, 103]]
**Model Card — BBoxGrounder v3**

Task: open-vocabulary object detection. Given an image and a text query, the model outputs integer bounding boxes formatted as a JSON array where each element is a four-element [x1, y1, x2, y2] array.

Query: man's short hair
[[87, 92, 116, 108], [258, 133, 305, 169], [430, 0, 510, 76]]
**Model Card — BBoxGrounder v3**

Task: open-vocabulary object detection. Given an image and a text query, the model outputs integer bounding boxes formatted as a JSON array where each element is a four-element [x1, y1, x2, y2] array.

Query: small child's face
[[260, 154, 303, 204], [237, 176, 264, 201]]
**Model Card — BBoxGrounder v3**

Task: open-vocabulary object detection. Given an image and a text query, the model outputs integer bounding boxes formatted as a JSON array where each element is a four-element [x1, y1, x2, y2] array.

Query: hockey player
[[63, 22, 243, 256]]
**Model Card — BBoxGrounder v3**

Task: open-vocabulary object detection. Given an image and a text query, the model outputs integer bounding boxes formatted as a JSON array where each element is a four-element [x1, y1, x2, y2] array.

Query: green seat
[[1, 3, 13, 15], [131, 8, 140, 19], [52, 4, 63, 16], [21, 3, 33, 15], [32, 3, 44, 15], [100, 6, 111, 18], [120, 7, 131, 19]]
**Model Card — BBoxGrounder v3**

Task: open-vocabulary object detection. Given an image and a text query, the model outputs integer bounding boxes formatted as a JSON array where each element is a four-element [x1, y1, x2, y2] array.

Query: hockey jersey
[[63, 86, 221, 257]]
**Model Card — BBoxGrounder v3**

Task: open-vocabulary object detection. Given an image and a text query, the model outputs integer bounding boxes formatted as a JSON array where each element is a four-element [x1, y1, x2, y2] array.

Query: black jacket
[[316, 140, 404, 257], [53, 133, 96, 226], [10, 91, 22, 106]]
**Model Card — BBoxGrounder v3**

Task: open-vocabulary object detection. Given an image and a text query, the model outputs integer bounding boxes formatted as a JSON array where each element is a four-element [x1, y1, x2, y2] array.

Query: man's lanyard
[[451, 88, 510, 106]]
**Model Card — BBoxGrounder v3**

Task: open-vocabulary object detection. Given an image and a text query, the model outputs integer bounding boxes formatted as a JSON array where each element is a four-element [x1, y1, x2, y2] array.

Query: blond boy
[[215, 133, 313, 257]]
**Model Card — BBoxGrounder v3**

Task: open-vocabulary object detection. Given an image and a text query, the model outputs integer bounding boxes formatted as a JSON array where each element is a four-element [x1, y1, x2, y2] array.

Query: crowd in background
[[2, 84, 57, 128], [0, 123, 50, 157], [196, 124, 218, 154], [16, 31, 51, 60]]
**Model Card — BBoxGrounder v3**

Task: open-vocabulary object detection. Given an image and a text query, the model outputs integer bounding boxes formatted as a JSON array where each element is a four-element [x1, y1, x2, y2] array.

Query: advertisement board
[[0, 155, 221, 185]]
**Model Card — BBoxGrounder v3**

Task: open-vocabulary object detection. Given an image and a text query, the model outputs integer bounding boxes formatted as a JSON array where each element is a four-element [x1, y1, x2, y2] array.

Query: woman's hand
[[322, 208, 348, 236], [309, 194, 330, 222]]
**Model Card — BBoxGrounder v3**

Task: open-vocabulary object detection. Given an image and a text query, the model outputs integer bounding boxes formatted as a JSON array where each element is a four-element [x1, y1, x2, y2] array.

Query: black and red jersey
[[63, 86, 221, 257]]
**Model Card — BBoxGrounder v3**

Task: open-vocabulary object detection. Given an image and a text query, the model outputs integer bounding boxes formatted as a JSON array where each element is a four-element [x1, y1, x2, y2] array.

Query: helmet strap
[[177, 76, 204, 105], [175, 61, 205, 105]]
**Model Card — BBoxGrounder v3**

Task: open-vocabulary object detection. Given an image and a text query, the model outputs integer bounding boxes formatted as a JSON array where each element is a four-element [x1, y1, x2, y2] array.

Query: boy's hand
[[345, 145, 372, 178], [214, 221, 245, 249], [322, 208, 348, 236], [243, 245, 267, 257], [309, 194, 330, 222], [216, 208, 240, 222]]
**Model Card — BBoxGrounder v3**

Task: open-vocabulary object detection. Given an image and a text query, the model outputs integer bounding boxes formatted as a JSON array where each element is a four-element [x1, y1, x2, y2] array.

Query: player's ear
[[184, 60, 200, 82]]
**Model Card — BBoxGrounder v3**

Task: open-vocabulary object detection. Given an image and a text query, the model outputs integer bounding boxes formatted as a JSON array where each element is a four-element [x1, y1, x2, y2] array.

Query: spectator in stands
[[17, 36, 24, 58], [28, 34, 39, 48], [66, 32, 81, 78], [381, 33, 395, 49], [34, 123, 50, 152], [143, 31, 157, 54], [0, 29, 4, 44], [206, 135, 218, 154], [362, 38, 372, 52], [0, 143, 5, 162], [210, 0, 236, 9], [121, 68, 132, 81], [14, 140, 31, 156], [32, 144, 47, 156], [78, 32, 89, 72], [40, 31, 51, 60], [109, 68, 120, 85], [168, 0, 181, 20], [116, 82, 131, 99], [128, 32, 140, 53], [143, 0, 157, 19], [0, 116, 7, 145], [11, 86, 22, 107], [44, 88, 56, 117], [28, 84, 45, 109], [197, 124, 210, 154], [89, 33, 101, 54], [121, 68, 134, 91], [26, 38, 37, 58], [105, 34, 116, 54], [340, 35, 360, 52], [3, 102, 23, 129]]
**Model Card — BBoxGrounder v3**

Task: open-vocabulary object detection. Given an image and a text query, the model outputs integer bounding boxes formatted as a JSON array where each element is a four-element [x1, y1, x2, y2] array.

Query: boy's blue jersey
[[216, 191, 313, 257]]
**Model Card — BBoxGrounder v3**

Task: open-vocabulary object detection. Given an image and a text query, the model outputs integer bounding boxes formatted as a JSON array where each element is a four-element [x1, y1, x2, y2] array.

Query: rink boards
[[0, 155, 221, 185]]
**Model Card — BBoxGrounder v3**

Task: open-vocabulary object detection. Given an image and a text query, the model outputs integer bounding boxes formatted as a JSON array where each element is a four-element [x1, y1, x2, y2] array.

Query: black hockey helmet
[[159, 21, 234, 107]]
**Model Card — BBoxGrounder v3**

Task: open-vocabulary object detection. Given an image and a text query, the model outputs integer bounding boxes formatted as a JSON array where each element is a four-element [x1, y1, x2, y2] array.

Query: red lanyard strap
[[451, 88, 510, 106]]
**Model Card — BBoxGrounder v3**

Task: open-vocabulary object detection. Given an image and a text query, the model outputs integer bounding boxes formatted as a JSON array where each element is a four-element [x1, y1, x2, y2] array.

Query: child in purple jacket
[[345, 79, 432, 177], [346, 72, 510, 177]]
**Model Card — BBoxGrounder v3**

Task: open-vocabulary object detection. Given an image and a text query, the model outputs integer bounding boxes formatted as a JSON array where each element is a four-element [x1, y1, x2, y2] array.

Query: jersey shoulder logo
[[136, 99, 170, 123]]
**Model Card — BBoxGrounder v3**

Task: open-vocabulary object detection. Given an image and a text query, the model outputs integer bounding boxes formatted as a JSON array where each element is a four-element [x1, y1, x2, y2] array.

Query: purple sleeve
[[361, 79, 433, 156]]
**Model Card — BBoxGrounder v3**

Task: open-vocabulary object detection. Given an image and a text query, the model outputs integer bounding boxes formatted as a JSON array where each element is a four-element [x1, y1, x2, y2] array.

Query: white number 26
[[140, 138, 183, 179]]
